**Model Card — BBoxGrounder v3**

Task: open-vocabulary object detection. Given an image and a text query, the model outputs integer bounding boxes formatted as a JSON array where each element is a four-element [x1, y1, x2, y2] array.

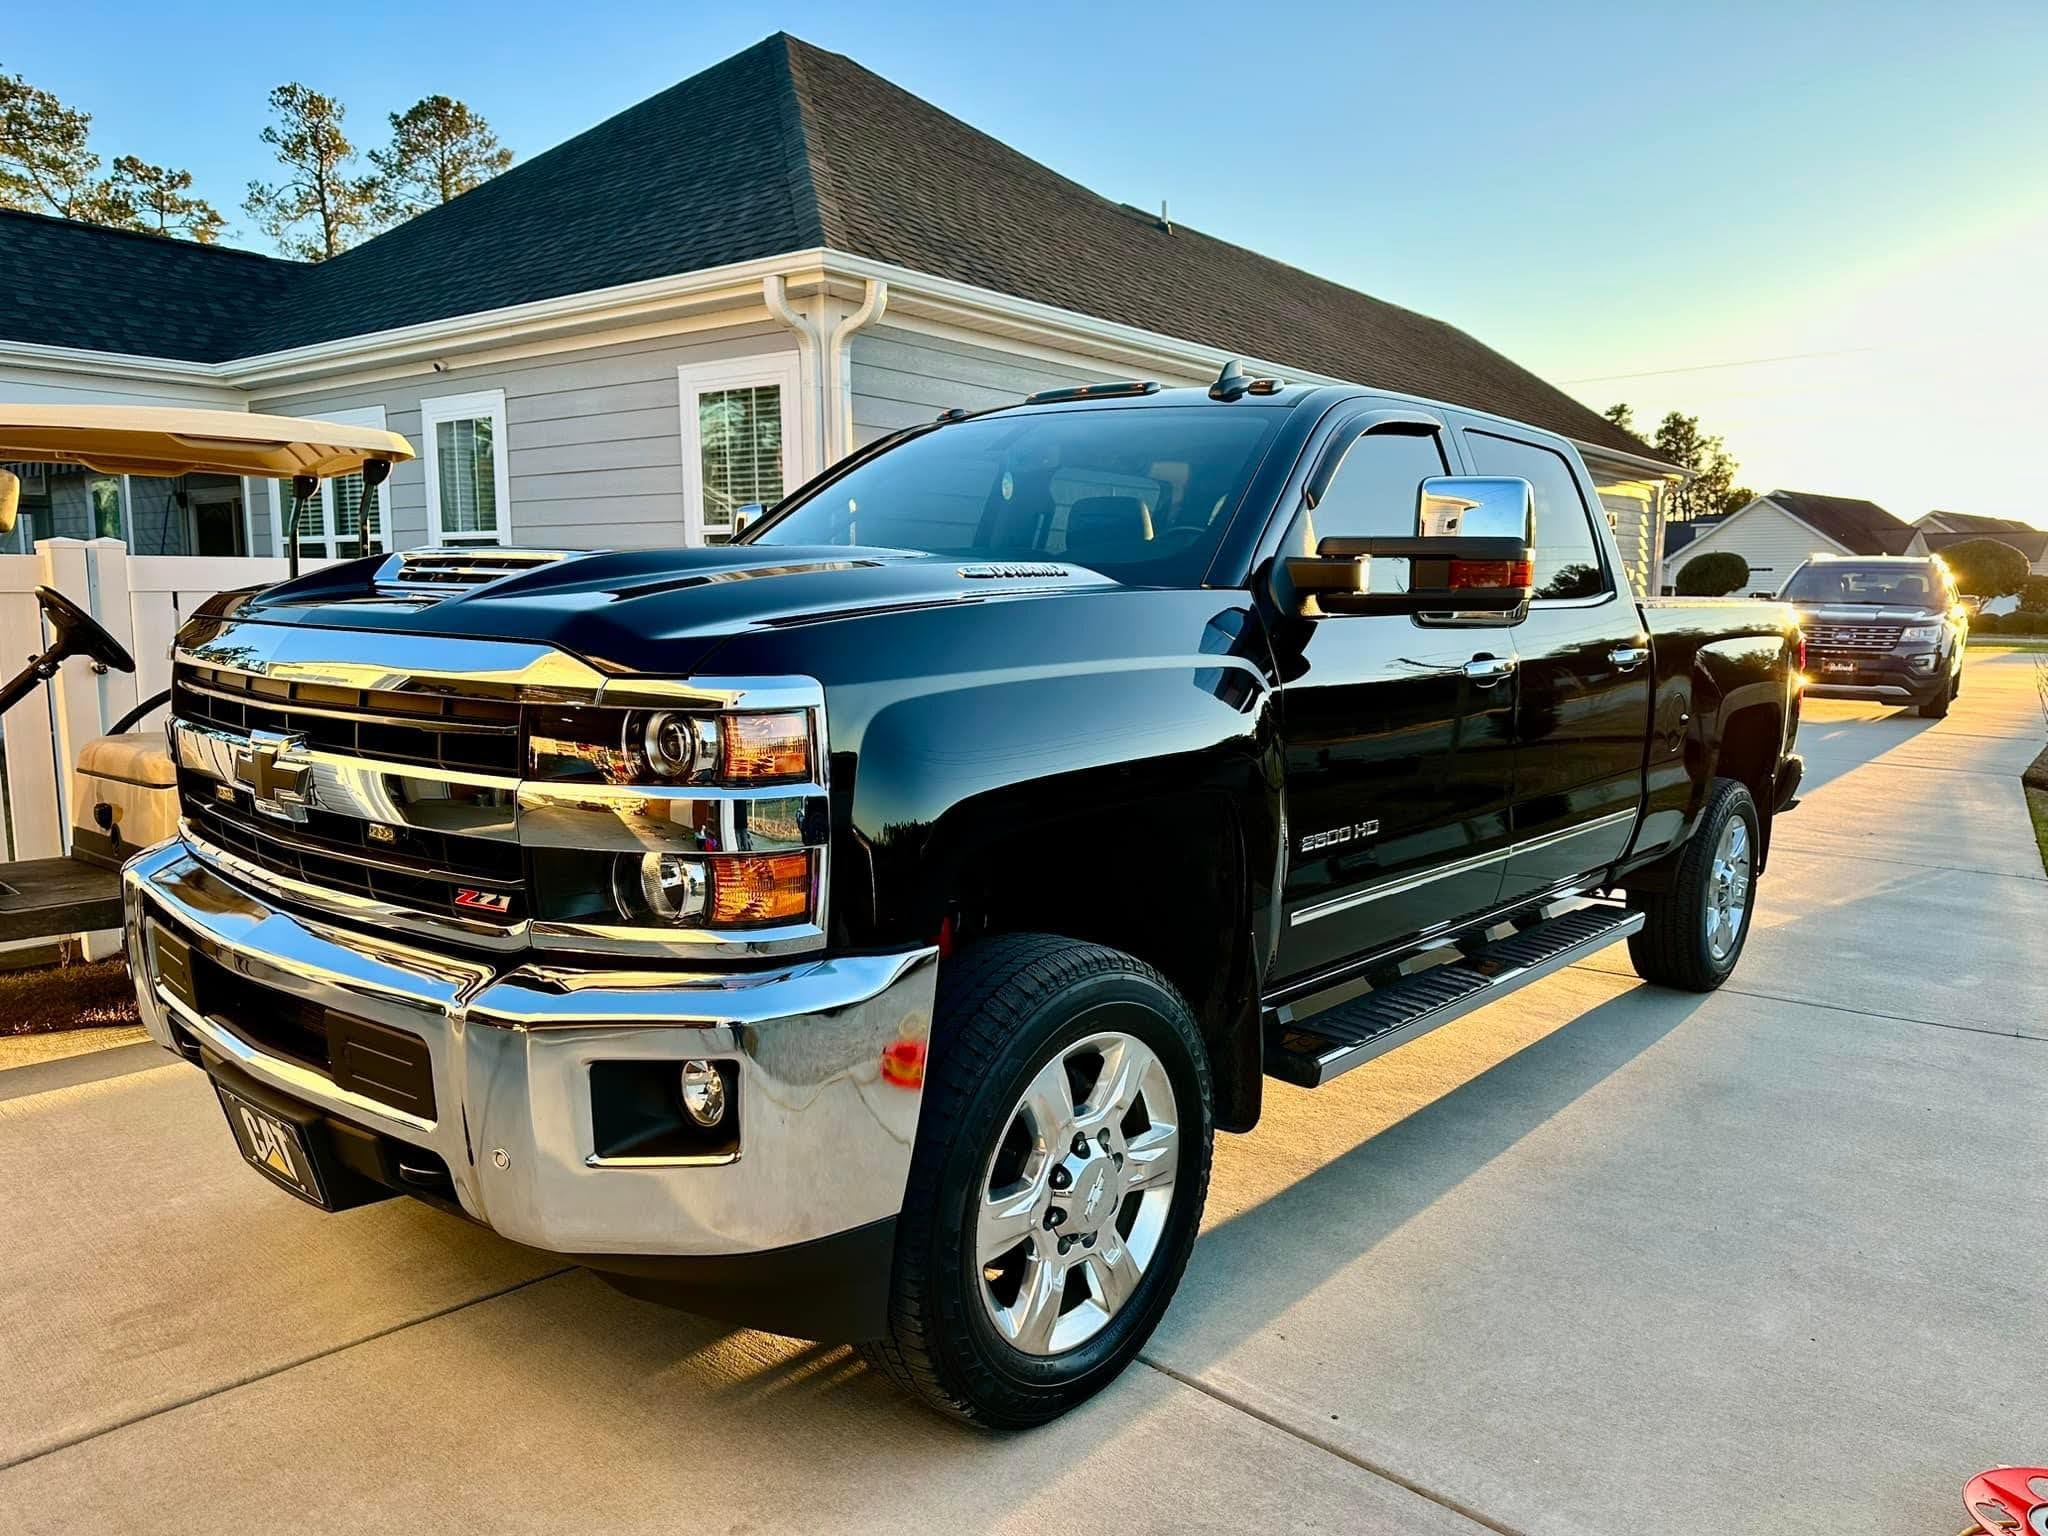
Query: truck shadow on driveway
[[1153, 976, 1707, 1369]]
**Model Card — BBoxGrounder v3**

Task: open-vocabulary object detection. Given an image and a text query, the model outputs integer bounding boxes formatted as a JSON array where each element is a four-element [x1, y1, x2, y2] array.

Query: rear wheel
[[862, 933, 1212, 1428], [1627, 777, 1759, 991]]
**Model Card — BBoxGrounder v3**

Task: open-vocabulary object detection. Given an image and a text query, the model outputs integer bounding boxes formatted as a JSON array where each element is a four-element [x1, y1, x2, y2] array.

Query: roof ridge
[[774, 34, 833, 249]]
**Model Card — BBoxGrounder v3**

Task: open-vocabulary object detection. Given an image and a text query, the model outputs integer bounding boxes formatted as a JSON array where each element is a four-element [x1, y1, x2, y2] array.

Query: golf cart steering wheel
[[36, 585, 135, 675]]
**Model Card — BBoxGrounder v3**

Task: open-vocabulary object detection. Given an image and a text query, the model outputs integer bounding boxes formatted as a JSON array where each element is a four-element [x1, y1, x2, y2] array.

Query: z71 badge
[[1300, 819, 1380, 855]]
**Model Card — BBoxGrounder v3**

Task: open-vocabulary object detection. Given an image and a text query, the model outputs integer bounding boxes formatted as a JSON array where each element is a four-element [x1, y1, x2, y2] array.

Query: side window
[[1464, 432, 1609, 600], [1286, 428, 1447, 556]]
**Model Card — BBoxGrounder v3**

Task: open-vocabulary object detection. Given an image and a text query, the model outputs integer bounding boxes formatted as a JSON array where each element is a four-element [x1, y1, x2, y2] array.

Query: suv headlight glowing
[[1899, 622, 1943, 643]]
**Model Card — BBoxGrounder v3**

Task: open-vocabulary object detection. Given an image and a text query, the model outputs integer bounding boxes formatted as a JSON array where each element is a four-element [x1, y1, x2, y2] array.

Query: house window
[[267, 405, 395, 559], [678, 356, 801, 544], [422, 389, 511, 547]]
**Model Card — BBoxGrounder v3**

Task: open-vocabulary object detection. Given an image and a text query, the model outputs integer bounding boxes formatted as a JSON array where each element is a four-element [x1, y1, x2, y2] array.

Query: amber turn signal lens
[[719, 712, 811, 781], [709, 852, 812, 925]]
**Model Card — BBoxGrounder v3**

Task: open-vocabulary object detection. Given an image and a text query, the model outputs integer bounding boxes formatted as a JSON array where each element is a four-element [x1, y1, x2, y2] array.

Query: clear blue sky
[[11, 0, 2047, 524]]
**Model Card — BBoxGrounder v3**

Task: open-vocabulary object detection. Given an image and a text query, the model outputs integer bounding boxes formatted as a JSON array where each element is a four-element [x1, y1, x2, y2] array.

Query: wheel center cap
[[1082, 1167, 1109, 1222], [1056, 1149, 1117, 1238]]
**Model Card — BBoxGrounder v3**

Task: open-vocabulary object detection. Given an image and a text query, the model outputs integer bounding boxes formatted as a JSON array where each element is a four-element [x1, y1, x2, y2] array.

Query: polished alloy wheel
[[976, 1029, 1180, 1356], [1705, 815, 1751, 961]]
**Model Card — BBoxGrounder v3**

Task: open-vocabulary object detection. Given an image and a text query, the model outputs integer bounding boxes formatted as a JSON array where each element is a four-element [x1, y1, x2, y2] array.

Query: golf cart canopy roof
[[0, 405, 415, 479]]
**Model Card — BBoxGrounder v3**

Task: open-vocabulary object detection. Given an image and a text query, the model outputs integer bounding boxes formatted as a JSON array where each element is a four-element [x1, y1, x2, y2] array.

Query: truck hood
[[211, 545, 1119, 675]]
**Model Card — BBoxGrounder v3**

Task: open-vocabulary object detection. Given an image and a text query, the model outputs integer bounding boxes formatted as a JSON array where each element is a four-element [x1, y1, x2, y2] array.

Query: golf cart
[[0, 406, 413, 945]]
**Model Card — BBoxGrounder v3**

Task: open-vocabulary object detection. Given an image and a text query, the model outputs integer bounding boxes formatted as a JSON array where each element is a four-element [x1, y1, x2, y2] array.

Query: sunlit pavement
[[3, 656, 2042, 1535]]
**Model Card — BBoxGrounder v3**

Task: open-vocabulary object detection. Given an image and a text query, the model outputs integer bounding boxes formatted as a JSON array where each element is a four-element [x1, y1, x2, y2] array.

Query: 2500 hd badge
[[1300, 819, 1381, 854]]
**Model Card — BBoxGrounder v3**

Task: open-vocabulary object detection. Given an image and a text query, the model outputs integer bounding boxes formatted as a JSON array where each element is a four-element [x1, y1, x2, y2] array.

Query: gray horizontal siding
[[252, 321, 792, 551], [849, 327, 1120, 448]]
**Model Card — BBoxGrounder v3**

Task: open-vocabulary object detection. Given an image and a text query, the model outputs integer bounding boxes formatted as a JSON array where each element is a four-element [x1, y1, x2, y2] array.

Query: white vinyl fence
[[0, 538, 324, 861]]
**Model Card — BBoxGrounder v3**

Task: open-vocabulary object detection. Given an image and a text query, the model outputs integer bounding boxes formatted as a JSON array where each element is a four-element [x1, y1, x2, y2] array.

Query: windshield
[[750, 406, 1284, 586], [1779, 562, 1948, 608]]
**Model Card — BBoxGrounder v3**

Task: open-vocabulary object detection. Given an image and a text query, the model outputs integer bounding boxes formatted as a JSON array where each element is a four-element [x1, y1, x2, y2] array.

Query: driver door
[[1268, 416, 1519, 983]]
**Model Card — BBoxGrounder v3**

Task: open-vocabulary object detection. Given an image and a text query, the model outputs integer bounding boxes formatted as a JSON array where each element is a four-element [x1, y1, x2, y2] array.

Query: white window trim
[[266, 404, 393, 558], [677, 354, 802, 545], [421, 388, 512, 547]]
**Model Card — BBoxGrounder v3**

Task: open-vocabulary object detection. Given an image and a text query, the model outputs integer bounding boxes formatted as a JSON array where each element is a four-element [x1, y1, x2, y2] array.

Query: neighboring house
[[1906, 513, 2048, 610], [1661, 489, 1917, 596], [0, 33, 1678, 590]]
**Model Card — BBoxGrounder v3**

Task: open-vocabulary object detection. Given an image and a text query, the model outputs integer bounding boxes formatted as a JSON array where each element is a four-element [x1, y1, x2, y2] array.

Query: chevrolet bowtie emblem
[[235, 729, 313, 822]]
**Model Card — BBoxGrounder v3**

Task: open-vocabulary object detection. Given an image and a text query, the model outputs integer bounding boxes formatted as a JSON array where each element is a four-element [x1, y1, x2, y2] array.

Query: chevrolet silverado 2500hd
[[125, 373, 1804, 1427]]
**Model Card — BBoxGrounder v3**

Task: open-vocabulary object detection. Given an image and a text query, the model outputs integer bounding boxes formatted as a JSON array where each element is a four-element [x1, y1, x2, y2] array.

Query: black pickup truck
[[124, 373, 1803, 1427]]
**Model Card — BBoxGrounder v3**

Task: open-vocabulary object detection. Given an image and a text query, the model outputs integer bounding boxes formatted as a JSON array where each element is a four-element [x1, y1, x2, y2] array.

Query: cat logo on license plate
[[216, 1085, 326, 1206]]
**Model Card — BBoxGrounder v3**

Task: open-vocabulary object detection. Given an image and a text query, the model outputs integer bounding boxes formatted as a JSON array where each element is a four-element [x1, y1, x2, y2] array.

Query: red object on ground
[[1962, 1466, 2048, 1534]]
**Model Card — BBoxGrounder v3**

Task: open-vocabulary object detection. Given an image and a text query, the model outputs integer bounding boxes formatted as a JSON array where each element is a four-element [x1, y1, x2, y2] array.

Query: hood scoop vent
[[376, 548, 576, 595]]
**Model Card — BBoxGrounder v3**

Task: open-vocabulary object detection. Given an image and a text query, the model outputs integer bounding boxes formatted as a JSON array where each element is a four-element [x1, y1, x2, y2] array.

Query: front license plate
[[215, 1084, 329, 1208]]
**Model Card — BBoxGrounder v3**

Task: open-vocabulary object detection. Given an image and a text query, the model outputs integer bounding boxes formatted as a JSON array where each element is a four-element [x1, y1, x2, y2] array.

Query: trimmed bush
[[2019, 574, 2048, 615], [1975, 611, 2002, 633], [1941, 538, 2030, 601], [1676, 550, 1751, 596]]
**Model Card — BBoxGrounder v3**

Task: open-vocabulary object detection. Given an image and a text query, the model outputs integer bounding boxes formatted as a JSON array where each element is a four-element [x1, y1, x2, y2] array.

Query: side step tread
[[1264, 904, 1644, 1088]]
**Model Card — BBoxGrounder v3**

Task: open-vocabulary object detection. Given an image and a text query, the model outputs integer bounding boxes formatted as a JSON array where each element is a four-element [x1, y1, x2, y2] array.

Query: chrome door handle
[[1608, 645, 1649, 671], [1462, 656, 1517, 684]]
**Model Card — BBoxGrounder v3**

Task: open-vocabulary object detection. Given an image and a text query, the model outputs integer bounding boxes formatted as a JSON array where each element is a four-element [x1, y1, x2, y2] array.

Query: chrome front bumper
[[122, 839, 937, 1259]]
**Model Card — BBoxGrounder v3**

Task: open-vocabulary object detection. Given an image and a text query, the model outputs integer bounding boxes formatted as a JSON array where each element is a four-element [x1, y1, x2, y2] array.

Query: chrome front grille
[[166, 617, 830, 960], [1805, 624, 1901, 651], [179, 770, 525, 927], [172, 664, 521, 775]]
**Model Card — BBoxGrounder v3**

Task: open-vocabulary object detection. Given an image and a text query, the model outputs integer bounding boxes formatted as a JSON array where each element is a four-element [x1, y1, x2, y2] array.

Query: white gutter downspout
[[761, 274, 824, 476], [823, 279, 887, 463], [763, 273, 888, 473]]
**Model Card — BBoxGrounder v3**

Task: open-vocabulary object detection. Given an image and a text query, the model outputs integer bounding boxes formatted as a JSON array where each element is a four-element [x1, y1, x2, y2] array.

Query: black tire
[[1918, 669, 1956, 719], [1627, 777, 1760, 992], [861, 933, 1213, 1428]]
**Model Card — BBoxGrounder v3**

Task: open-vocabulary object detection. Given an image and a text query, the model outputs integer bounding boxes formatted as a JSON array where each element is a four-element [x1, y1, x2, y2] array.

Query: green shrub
[[2019, 575, 2048, 615], [1942, 538, 2030, 600], [1975, 610, 2002, 633], [1676, 550, 1751, 596]]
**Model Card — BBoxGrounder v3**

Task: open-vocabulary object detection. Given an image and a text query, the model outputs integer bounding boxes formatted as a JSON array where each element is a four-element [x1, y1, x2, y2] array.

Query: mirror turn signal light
[[1447, 558, 1533, 591]]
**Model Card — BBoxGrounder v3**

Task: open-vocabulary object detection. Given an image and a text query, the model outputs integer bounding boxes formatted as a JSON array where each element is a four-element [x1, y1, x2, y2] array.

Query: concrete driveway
[[4, 652, 2043, 1535]]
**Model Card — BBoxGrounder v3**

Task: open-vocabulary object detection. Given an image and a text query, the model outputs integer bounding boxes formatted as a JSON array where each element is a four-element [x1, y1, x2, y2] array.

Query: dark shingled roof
[[1920, 527, 2048, 562], [0, 35, 1654, 461], [1916, 510, 2036, 535], [0, 208, 295, 362], [1766, 490, 1918, 555]]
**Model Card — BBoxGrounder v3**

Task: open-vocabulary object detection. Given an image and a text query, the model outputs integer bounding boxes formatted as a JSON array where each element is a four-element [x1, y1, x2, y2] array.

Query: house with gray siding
[[0, 33, 1679, 590]]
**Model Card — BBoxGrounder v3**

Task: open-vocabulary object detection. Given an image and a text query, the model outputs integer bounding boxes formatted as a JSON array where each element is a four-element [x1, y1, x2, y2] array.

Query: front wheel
[[862, 933, 1213, 1428], [1918, 668, 1957, 719], [1627, 777, 1759, 991]]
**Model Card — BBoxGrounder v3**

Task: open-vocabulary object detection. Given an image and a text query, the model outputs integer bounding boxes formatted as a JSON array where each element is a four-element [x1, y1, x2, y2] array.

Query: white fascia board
[[219, 249, 837, 390], [1571, 438, 1685, 480], [0, 337, 227, 386]]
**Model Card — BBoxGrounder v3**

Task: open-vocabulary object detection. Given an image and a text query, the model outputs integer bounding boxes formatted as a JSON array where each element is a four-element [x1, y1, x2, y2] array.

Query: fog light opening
[[680, 1059, 728, 1127]]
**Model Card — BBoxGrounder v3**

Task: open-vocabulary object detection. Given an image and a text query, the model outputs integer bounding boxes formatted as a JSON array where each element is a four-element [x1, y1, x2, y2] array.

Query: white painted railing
[[0, 538, 327, 861]]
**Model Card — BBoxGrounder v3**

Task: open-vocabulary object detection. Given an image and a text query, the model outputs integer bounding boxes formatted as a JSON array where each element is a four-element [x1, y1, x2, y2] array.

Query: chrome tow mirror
[[1282, 476, 1535, 619]]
